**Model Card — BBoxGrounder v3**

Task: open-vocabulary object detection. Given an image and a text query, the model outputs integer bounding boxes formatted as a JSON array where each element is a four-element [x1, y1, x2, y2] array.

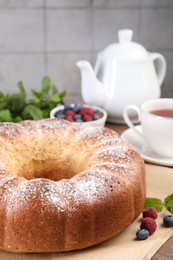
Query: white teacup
[[123, 98, 173, 158]]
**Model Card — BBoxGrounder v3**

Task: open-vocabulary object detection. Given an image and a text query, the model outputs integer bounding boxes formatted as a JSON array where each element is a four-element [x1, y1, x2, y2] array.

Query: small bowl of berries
[[50, 104, 107, 127]]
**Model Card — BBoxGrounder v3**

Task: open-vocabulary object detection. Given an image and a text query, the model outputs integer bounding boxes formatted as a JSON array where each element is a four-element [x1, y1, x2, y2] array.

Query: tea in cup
[[123, 98, 173, 158]]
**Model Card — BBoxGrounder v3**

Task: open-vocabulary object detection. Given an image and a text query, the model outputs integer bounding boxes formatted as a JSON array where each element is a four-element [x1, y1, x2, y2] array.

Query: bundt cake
[[0, 118, 146, 253]]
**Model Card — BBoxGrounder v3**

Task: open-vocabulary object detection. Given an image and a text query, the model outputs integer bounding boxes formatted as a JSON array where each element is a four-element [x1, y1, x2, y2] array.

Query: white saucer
[[121, 125, 173, 167]]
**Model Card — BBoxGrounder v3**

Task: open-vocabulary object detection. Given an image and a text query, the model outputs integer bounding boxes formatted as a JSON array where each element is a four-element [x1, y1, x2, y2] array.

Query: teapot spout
[[76, 60, 104, 107]]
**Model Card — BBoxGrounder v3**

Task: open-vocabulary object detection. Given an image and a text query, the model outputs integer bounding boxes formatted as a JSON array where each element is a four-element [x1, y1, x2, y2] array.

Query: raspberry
[[80, 107, 94, 117], [65, 110, 76, 117], [140, 217, 157, 235], [93, 113, 103, 120], [143, 207, 158, 219], [65, 115, 74, 122], [53, 104, 104, 123], [83, 115, 93, 122]]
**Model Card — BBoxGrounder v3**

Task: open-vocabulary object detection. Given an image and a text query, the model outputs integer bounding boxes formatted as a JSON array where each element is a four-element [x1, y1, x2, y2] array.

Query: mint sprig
[[145, 194, 173, 214], [164, 194, 173, 214], [145, 198, 164, 213], [0, 76, 66, 122]]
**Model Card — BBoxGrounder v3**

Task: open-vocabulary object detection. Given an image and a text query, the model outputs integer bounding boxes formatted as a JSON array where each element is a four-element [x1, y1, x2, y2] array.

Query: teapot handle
[[150, 53, 166, 87]]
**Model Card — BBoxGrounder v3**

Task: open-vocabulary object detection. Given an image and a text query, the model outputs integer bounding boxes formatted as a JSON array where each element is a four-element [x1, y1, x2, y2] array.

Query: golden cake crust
[[0, 119, 146, 253]]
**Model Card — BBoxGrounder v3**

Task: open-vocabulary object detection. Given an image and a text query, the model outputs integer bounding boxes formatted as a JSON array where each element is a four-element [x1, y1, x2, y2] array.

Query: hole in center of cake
[[11, 144, 90, 181], [19, 158, 84, 181]]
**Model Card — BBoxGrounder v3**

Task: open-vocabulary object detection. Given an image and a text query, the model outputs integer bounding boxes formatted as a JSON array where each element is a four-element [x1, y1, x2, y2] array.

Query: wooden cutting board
[[151, 235, 173, 259]]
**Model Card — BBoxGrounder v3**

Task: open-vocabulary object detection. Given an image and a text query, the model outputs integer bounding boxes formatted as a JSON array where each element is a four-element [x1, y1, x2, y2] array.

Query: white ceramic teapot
[[76, 29, 166, 123]]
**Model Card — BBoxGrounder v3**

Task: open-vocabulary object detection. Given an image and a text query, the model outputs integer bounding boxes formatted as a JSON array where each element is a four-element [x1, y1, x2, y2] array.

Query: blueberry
[[95, 109, 103, 115], [93, 114, 99, 120], [94, 114, 102, 120], [163, 215, 173, 227], [73, 104, 81, 113], [55, 109, 64, 115], [136, 229, 149, 240], [75, 118, 83, 122], [93, 112, 103, 120], [74, 114, 82, 120], [64, 104, 72, 111], [54, 110, 65, 119]]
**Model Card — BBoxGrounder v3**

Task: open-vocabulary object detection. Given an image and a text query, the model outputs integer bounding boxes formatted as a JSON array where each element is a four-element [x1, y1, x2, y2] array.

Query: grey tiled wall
[[0, 0, 173, 103]]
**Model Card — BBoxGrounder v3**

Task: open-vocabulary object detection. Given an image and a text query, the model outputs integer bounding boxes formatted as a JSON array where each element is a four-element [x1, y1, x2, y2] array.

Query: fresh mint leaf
[[59, 90, 66, 100], [0, 92, 5, 98], [42, 109, 50, 118], [0, 76, 66, 122], [23, 104, 43, 120], [144, 197, 164, 212], [17, 81, 26, 99], [8, 93, 26, 114], [0, 96, 9, 110], [42, 76, 51, 87], [164, 194, 173, 214], [41, 76, 51, 98], [31, 89, 42, 99], [14, 116, 23, 122], [52, 93, 61, 103], [52, 85, 58, 95], [0, 109, 12, 122], [32, 94, 40, 105]]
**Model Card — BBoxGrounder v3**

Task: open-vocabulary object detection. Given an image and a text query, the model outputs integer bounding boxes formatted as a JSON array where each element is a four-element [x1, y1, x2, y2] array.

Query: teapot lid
[[103, 29, 148, 60]]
